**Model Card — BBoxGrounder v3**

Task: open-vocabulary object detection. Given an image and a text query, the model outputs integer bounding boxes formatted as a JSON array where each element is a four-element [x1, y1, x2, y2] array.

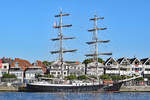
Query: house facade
[[9, 62, 24, 82], [86, 62, 104, 76], [25, 66, 44, 80], [49, 61, 69, 77], [141, 58, 150, 77], [104, 57, 119, 75], [0, 60, 9, 77], [117, 57, 132, 76], [129, 58, 143, 76], [68, 63, 85, 76]]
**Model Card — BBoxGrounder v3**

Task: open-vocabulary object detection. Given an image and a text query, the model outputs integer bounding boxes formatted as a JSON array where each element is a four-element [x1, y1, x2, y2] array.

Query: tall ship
[[22, 10, 139, 92]]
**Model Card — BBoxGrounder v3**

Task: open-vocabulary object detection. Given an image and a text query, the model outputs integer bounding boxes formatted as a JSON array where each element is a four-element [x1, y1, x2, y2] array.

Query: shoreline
[[120, 86, 150, 92], [1, 86, 150, 92]]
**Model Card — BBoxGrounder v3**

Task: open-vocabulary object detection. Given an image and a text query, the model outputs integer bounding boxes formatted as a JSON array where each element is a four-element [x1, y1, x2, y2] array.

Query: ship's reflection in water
[[0, 92, 149, 100]]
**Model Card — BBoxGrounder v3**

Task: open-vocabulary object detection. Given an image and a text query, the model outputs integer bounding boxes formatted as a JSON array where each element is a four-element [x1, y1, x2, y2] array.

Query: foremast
[[51, 10, 77, 79], [85, 13, 112, 78]]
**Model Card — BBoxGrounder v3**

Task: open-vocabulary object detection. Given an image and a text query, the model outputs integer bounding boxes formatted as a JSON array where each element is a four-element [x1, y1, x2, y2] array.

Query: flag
[[53, 21, 57, 28], [0, 59, 2, 68]]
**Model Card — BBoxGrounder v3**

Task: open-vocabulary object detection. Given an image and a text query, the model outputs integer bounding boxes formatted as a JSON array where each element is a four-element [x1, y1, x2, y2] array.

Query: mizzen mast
[[85, 13, 112, 76], [51, 10, 77, 79]]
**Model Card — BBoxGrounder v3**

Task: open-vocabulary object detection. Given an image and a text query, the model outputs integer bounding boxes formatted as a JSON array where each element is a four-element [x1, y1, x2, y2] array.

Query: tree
[[65, 75, 77, 80], [2, 74, 16, 79], [78, 75, 88, 80], [82, 58, 104, 65], [111, 75, 122, 81], [146, 75, 150, 80], [89, 75, 97, 79], [135, 77, 144, 81], [35, 74, 54, 78], [42, 61, 52, 67], [99, 74, 111, 80]]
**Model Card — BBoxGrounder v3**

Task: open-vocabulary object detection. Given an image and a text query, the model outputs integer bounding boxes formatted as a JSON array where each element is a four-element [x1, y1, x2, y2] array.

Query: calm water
[[0, 92, 149, 100]]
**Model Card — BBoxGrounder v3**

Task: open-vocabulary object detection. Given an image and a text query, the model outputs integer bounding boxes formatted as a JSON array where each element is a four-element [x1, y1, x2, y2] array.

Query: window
[[51, 72, 56, 74], [64, 72, 66, 75], [146, 62, 150, 65], [145, 68, 150, 71], [4, 66, 7, 69]]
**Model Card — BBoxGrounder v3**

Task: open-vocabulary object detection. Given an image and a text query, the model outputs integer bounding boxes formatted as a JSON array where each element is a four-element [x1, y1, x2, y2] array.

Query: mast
[[85, 13, 112, 77], [51, 10, 77, 79]]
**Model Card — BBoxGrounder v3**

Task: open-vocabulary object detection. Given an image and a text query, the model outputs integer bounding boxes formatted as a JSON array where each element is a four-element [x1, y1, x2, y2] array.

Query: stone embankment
[[0, 86, 18, 92], [120, 86, 150, 92]]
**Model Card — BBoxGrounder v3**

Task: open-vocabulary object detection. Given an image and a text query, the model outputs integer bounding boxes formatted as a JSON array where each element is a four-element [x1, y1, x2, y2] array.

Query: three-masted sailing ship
[[23, 10, 124, 92]]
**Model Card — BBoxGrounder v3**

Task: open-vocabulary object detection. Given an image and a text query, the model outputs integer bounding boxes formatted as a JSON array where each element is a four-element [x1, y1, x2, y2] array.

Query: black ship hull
[[21, 82, 123, 92], [103, 82, 123, 91]]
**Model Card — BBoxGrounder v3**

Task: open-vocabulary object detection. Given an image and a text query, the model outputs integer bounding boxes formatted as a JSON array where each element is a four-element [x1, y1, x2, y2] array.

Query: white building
[[0, 63, 9, 77], [68, 63, 85, 76], [86, 62, 104, 76], [104, 57, 119, 75], [141, 58, 150, 77], [9, 62, 24, 82], [49, 61, 69, 77], [117, 57, 132, 76], [9, 68, 24, 82], [25, 66, 44, 80], [129, 58, 143, 76]]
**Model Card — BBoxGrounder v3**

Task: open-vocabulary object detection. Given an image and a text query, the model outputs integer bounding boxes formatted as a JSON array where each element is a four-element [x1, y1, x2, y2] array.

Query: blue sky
[[0, 0, 150, 62]]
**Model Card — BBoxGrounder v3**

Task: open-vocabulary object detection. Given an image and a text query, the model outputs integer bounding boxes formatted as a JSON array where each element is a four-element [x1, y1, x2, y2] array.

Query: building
[[104, 57, 119, 75], [68, 62, 85, 76], [117, 57, 131, 76], [49, 60, 70, 77], [86, 62, 104, 76], [9, 62, 24, 82], [24, 61, 46, 80], [0, 59, 9, 77], [10, 58, 46, 81], [129, 58, 143, 76], [141, 58, 150, 77], [25, 66, 44, 80]]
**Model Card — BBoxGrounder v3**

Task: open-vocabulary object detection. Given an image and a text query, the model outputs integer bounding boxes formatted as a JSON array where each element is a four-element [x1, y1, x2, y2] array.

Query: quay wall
[[0, 86, 18, 92], [120, 86, 150, 92]]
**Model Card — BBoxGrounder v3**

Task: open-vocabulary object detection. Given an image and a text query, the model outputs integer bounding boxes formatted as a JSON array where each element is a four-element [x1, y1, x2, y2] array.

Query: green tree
[[111, 75, 122, 81], [35, 74, 54, 78], [99, 74, 111, 80], [78, 75, 88, 80], [82, 58, 104, 65], [135, 77, 144, 81], [2, 74, 16, 78], [147, 75, 150, 80], [42, 61, 52, 66], [65, 75, 77, 80], [89, 75, 97, 79]]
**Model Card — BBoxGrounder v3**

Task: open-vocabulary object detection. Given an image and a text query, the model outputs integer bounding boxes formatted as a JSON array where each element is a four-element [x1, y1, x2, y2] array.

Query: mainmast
[[85, 13, 112, 76], [51, 10, 77, 79]]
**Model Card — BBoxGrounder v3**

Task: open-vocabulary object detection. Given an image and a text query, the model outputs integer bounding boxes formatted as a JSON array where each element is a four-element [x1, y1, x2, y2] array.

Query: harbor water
[[0, 92, 149, 100]]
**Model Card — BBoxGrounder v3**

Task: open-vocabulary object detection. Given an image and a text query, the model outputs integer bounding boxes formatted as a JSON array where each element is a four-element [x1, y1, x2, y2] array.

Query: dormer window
[[135, 62, 139, 64], [122, 61, 129, 65], [146, 62, 150, 65]]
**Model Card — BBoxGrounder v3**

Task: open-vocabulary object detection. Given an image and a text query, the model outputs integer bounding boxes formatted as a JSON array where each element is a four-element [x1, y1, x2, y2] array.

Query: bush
[[111, 75, 122, 81], [135, 77, 144, 81], [99, 74, 111, 80], [89, 75, 97, 79], [2, 74, 16, 78], [78, 75, 88, 80], [146, 75, 150, 80], [65, 75, 77, 80], [35, 74, 54, 78]]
